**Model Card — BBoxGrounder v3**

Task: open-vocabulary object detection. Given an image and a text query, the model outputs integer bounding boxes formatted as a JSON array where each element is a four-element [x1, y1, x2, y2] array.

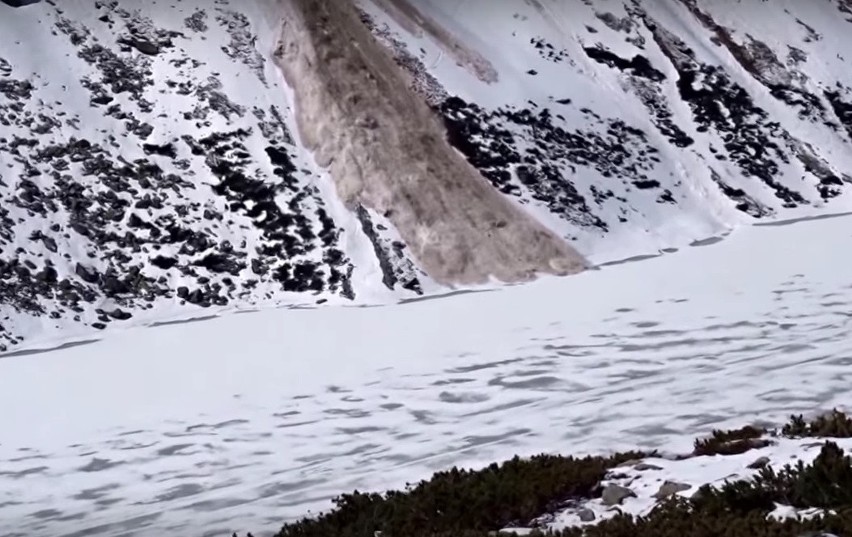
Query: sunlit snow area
[[3, 0, 852, 535], [2, 212, 851, 536]]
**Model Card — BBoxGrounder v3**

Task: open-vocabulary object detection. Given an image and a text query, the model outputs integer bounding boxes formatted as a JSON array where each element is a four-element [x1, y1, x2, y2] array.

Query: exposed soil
[[273, 0, 587, 285]]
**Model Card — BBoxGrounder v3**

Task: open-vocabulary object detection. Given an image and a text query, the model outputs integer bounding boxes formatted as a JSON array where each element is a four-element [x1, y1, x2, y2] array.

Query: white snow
[[3, 1, 852, 535], [3, 0, 852, 347], [542, 436, 852, 530], [1, 212, 852, 535]]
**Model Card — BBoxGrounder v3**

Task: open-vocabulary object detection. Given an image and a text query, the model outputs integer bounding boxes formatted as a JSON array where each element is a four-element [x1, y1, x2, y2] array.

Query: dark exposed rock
[[584, 46, 665, 82], [142, 142, 177, 159], [355, 205, 422, 294], [709, 168, 773, 218], [0, 78, 34, 100], [647, 18, 809, 207], [748, 456, 771, 469], [215, 10, 267, 84], [194, 252, 244, 276], [124, 37, 160, 56], [2, 0, 43, 7], [602, 484, 636, 506], [150, 255, 178, 270], [826, 90, 852, 139], [108, 308, 132, 321], [438, 95, 663, 231], [653, 480, 691, 499], [75, 263, 100, 284], [184, 10, 208, 33], [577, 508, 596, 522]]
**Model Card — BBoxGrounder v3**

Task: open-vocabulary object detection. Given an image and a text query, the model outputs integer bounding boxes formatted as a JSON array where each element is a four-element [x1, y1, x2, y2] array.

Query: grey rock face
[[653, 480, 691, 499], [601, 484, 636, 506], [577, 508, 597, 522], [748, 456, 771, 469]]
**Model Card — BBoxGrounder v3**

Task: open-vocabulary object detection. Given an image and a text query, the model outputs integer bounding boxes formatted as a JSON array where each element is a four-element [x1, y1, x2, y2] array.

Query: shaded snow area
[[1, 212, 852, 536], [2, 0, 852, 349]]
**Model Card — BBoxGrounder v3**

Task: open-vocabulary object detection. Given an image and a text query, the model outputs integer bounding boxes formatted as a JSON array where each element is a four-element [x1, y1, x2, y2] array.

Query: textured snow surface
[[2, 212, 852, 536], [4, 1, 852, 535], [3, 0, 852, 348]]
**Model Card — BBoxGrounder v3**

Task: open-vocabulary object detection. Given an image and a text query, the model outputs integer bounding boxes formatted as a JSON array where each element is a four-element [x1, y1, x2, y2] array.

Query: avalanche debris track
[[274, 0, 587, 287]]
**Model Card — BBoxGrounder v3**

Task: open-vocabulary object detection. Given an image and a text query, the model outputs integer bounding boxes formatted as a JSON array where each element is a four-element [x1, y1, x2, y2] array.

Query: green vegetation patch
[[243, 411, 852, 537], [692, 425, 768, 456], [782, 409, 852, 438], [274, 451, 646, 537]]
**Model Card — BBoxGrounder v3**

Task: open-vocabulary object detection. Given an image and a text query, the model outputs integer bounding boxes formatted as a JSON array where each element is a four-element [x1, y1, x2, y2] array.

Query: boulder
[[577, 508, 596, 522], [602, 484, 635, 506], [748, 456, 771, 469], [653, 480, 691, 499]]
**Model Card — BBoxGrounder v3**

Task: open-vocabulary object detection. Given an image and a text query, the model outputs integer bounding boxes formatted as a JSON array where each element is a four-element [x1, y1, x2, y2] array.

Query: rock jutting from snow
[[601, 484, 636, 506], [653, 480, 692, 499]]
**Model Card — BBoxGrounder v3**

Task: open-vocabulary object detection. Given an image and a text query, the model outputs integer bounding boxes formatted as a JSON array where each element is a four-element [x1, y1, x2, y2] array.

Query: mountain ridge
[[2, 0, 852, 351]]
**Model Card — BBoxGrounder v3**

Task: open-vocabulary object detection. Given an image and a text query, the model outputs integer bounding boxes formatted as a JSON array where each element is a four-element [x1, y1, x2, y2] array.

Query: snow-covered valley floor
[[2, 213, 852, 537]]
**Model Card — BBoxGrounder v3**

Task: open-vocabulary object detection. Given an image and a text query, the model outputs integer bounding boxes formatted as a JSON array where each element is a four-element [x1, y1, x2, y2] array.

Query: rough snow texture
[[4, 0, 852, 348], [2, 212, 852, 536]]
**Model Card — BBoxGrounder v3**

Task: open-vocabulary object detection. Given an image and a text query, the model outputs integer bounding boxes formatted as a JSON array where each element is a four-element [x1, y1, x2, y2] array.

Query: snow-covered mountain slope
[[357, 0, 852, 257], [3, 0, 852, 350]]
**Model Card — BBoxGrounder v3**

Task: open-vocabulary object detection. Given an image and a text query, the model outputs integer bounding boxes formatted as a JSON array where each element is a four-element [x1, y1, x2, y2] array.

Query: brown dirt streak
[[370, 0, 499, 84], [273, 0, 587, 285]]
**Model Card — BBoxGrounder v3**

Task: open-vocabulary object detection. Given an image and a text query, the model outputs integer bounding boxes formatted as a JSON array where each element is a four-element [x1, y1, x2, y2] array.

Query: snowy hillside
[[3, 0, 852, 350]]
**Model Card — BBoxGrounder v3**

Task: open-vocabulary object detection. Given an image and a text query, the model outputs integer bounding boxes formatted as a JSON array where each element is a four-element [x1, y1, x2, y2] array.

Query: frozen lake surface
[[2, 213, 851, 536]]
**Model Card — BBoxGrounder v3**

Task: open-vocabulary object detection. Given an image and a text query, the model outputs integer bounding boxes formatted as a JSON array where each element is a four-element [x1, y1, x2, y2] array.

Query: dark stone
[[1, 0, 42, 7], [143, 143, 177, 159], [127, 38, 160, 56], [74, 263, 99, 283], [108, 309, 132, 321], [602, 484, 635, 506], [150, 255, 179, 270], [584, 47, 666, 82]]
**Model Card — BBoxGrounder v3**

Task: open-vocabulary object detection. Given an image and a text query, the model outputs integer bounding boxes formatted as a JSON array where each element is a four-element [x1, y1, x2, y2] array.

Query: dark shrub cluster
[[692, 408, 852, 457], [560, 498, 852, 537], [693, 425, 768, 456], [273, 452, 645, 537], [694, 441, 852, 513], [248, 412, 852, 537], [782, 409, 852, 438]]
